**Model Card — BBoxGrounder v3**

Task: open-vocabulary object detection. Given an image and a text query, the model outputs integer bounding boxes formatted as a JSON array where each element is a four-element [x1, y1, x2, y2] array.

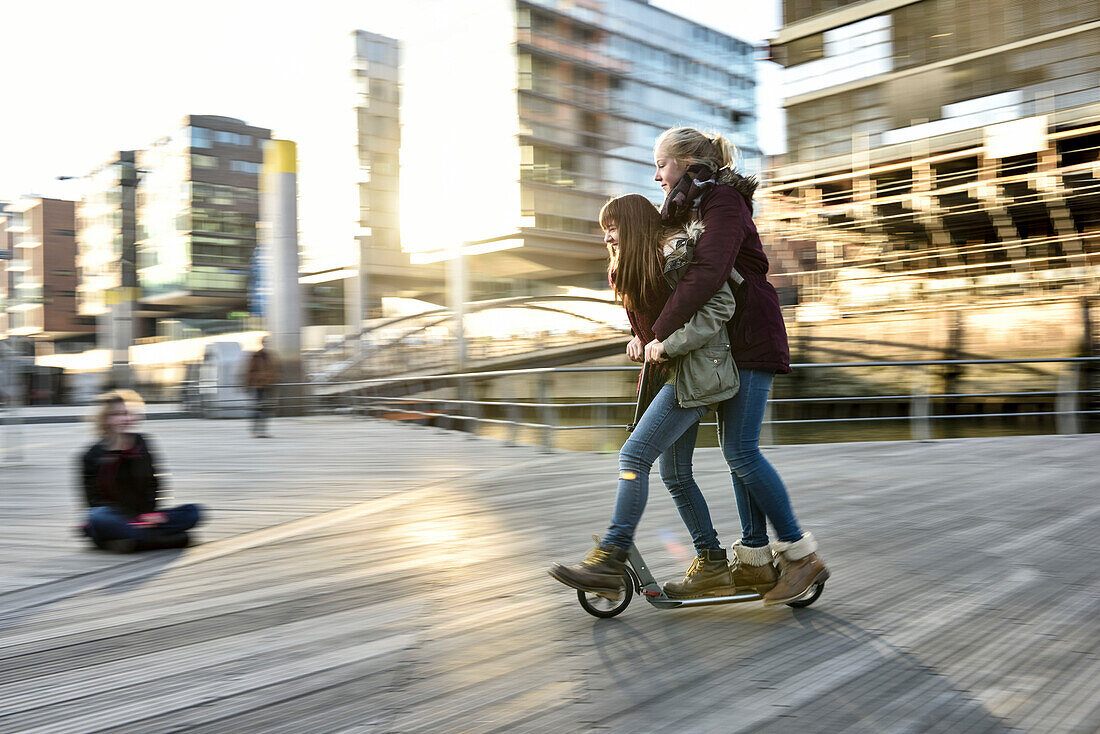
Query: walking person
[[245, 336, 280, 438], [549, 194, 742, 599], [648, 126, 829, 606], [79, 389, 203, 552]]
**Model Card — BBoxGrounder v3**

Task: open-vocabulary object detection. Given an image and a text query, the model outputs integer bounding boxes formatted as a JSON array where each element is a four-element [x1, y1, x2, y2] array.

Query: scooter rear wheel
[[577, 571, 634, 618], [785, 581, 825, 608]]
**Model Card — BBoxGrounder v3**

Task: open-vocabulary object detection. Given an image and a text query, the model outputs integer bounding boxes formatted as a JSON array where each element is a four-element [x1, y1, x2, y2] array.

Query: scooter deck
[[645, 590, 763, 608], [626, 545, 765, 609]]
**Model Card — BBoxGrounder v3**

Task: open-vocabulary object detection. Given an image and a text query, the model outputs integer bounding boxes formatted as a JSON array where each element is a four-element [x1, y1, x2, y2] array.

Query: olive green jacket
[[661, 238, 740, 408]]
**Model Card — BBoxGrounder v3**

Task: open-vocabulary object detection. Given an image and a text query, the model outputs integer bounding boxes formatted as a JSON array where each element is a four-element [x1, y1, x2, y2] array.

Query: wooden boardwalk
[[0, 417, 1097, 733]]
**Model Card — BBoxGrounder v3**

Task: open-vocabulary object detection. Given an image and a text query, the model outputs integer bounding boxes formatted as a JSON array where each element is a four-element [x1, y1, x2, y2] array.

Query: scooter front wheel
[[577, 571, 634, 618], [786, 581, 825, 608]]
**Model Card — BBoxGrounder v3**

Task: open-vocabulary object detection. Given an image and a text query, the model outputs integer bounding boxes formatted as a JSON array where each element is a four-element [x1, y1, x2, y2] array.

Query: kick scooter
[[575, 541, 825, 618], [574, 360, 827, 618]]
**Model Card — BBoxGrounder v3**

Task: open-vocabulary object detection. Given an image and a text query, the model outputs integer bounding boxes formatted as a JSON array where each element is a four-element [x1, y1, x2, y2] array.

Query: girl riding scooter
[[548, 194, 741, 600]]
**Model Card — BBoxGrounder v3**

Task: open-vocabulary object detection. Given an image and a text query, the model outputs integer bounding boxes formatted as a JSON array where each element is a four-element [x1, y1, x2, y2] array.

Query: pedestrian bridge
[[0, 417, 1096, 732]]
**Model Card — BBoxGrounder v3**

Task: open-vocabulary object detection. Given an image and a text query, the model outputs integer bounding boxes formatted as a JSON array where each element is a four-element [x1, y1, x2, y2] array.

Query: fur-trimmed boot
[[548, 537, 629, 594], [730, 541, 778, 595], [663, 548, 736, 599], [763, 533, 829, 607]]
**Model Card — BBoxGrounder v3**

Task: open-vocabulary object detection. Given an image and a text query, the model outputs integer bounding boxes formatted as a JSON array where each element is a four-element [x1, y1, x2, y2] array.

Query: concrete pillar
[[111, 160, 138, 389], [912, 162, 950, 249], [1038, 148, 1083, 258], [260, 140, 303, 385], [102, 283, 136, 389], [448, 251, 467, 371], [976, 153, 1023, 269]]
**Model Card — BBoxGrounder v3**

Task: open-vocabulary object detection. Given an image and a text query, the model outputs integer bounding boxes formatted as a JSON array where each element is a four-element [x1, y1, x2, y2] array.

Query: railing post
[[538, 373, 554, 451], [595, 398, 610, 452], [1056, 362, 1080, 435], [761, 401, 775, 447], [465, 377, 480, 438], [910, 366, 932, 441], [508, 401, 521, 446], [506, 377, 521, 446]]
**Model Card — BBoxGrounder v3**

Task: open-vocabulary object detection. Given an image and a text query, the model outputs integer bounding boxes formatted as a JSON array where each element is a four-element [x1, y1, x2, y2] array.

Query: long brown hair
[[599, 194, 666, 313]]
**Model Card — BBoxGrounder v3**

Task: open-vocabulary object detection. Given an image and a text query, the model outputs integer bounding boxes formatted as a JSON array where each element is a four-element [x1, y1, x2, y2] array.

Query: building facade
[[773, 0, 1099, 164], [351, 31, 440, 322], [760, 0, 1099, 324], [0, 203, 12, 335], [2, 197, 92, 350], [136, 115, 271, 331], [359, 0, 760, 307], [76, 152, 138, 339]]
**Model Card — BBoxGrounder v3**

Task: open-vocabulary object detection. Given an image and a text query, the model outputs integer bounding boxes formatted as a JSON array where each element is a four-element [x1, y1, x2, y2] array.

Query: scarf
[[659, 163, 718, 223]]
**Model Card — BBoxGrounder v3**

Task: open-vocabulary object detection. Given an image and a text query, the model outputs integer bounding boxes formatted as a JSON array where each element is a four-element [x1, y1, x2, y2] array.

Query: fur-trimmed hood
[[663, 220, 705, 261], [717, 167, 759, 207]]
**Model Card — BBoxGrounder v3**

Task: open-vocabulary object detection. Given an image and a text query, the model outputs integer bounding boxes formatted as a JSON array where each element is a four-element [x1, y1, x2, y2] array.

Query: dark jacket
[[80, 433, 160, 516], [651, 172, 791, 374], [245, 348, 279, 388]]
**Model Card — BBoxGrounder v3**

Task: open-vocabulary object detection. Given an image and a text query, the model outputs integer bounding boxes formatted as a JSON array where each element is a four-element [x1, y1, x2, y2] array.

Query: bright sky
[[0, 0, 783, 268]]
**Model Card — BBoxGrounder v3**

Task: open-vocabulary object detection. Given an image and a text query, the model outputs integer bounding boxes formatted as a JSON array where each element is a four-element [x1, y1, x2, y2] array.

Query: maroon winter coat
[[651, 173, 791, 374]]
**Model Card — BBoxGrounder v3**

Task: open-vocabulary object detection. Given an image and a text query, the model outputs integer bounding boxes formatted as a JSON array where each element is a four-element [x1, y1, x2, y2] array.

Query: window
[[190, 127, 213, 148], [230, 160, 262, 175], [214, 130, 252, 146], [192, 154, 218, 169]]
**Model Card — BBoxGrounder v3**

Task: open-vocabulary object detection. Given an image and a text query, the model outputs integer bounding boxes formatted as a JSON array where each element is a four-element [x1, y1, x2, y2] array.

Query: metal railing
[[189, 356, 1100, 450]]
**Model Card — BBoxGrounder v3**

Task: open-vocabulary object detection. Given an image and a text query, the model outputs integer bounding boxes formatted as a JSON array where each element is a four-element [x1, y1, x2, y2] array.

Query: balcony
[[517, 28, 626, 73], [520, 74, 609, 109]]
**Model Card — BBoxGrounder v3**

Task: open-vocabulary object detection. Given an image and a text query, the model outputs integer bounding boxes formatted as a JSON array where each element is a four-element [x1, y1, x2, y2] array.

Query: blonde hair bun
[[655, 127, 736, 170]]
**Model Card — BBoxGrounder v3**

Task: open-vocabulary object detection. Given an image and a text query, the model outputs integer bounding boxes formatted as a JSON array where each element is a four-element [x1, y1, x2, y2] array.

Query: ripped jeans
[[603, 384, 721, 554]]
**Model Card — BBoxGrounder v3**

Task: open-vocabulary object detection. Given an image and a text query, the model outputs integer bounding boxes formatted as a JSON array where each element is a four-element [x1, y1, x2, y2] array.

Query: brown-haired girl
[[549, 194, 741, 599]]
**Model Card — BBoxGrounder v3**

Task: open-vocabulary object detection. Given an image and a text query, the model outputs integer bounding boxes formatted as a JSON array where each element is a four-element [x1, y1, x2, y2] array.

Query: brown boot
[[763, 533, 830, 607], [548, 537, 629, 594], [663, 548, 736, 599], [730, 541, 778, 594]]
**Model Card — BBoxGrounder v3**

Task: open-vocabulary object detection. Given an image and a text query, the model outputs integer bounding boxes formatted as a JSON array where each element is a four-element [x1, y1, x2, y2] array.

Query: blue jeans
[[604, 384, 720, 553], [86, 503, 203, 543], [716, 368, 802, 546]]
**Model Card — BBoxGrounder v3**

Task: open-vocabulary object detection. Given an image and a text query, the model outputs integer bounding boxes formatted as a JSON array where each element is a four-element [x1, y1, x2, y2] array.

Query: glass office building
[[352, 30, 442, 321], [758, 0, 1099, 328], [76, 152, 137, 322], [136, 115, 271, 326], [772, 0, 1099, 164], [365, 0, 760, 304]]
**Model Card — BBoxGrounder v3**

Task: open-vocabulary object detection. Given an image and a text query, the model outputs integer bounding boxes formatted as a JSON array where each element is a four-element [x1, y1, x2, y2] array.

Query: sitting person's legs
[[86, 504, 203, 551], [159, 503, 203, 534], [86, 505, 143, 543]]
